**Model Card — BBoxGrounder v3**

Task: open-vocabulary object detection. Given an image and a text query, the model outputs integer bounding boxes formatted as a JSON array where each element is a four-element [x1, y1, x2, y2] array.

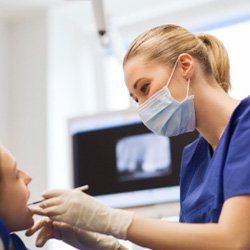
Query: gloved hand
[[25, 217, 121, 250], [31, 189, 134, 240]]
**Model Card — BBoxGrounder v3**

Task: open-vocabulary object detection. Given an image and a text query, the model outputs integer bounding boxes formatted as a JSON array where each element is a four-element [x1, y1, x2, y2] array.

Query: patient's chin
[[23, 212, 34, 229], [8, 220, 33, 232], [16, 218, 34, 232], [25, 215, 34, 228], [10, 212, 34, 232]]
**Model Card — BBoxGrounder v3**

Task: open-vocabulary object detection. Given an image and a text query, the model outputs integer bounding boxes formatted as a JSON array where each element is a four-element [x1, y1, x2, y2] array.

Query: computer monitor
[[69, 109, 198, 208]]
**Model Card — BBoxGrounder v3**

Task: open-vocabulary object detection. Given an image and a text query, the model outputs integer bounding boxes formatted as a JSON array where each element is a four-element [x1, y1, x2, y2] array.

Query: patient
[[0, 145, 126, 250], [0, 145, 34, 250]]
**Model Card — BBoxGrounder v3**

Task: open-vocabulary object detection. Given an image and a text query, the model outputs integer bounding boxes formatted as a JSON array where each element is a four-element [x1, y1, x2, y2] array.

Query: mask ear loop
[[166, 59, 179, 88], [186, 79, 191, 97]]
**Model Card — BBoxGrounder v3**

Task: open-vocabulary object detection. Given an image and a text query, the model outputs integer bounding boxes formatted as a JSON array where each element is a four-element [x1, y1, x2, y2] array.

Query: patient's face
[[0, 146, 34, 232]]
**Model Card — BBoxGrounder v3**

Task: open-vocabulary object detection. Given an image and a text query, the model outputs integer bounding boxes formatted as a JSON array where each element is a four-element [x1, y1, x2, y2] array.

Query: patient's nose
[[20, 169, 32, 185]]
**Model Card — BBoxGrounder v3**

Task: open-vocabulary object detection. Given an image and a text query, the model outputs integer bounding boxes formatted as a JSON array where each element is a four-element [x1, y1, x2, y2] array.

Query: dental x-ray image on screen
[[69, 109, 198, 208], [116, 134, 171, 182]]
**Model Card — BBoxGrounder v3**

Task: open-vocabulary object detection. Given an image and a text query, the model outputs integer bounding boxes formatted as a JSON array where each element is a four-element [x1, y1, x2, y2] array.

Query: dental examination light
[[91, 0, 126, 63], [91, 0, 110, 46]]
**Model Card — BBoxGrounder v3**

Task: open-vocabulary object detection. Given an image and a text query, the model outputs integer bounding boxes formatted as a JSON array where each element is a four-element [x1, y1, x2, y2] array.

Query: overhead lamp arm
[[91, 0, 107, 37]]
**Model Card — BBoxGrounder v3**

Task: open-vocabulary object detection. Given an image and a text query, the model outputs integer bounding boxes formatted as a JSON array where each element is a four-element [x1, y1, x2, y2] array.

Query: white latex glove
[[25, 217, 121, 250], [31, 189, 134, 240]]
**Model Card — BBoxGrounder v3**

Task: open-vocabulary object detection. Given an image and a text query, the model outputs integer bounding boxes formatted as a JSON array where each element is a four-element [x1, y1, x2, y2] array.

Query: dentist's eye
[[140, 84, 149, 94]]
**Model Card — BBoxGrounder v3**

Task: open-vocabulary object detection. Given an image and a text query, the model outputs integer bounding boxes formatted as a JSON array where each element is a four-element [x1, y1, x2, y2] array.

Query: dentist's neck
[[194, 77, 240, 151]]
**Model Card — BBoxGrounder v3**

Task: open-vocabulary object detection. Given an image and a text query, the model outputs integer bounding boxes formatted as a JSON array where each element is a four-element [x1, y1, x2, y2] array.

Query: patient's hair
[[123, 24, 231, 92]]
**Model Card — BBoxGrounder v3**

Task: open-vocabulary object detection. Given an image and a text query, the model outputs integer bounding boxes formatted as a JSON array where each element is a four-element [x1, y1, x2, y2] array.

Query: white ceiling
[[0, 0, 61, 7], [0, 0, 213, 8], [0, 0, 235, 22], [0, 0, 250, 39]]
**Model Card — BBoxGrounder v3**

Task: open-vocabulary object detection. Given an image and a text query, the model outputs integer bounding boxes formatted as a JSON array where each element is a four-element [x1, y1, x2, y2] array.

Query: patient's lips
[[27, 199, 44, 206]]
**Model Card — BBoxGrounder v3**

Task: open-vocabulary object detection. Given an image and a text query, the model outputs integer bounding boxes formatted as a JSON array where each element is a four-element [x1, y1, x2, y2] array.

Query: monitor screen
[[69, 109, 198, 208]]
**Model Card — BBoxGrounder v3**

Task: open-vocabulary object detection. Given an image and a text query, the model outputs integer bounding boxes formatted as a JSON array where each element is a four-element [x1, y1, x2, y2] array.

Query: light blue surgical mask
[[137, 60, 196, 137]]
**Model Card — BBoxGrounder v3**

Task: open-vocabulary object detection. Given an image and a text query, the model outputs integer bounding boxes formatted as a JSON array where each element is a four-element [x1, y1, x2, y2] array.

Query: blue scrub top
[[10, 234, 29, 250], [179, 95, 250, 223], [0, 219, 9, 250], [0, 218, 29, 250]]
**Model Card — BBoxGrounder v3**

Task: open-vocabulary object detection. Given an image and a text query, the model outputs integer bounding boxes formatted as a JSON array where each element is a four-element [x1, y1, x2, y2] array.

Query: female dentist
[[28, 24, 250, 250]]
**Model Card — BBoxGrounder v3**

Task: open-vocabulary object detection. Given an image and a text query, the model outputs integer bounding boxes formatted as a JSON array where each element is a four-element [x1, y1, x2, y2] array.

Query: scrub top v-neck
[[179, 95, 250, 223]]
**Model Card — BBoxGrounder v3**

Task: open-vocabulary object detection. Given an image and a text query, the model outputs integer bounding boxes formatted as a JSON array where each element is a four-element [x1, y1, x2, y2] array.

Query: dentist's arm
[[126, 196, 250, 250], [32, 189, 250, 250]]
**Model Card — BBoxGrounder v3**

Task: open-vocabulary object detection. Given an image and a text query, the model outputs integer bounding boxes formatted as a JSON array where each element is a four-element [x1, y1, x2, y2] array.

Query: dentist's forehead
[[124, 57, 159, 86]]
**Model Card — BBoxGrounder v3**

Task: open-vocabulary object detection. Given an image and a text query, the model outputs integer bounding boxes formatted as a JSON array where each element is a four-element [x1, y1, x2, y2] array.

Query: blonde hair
[[123, 24, 231, 92]]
